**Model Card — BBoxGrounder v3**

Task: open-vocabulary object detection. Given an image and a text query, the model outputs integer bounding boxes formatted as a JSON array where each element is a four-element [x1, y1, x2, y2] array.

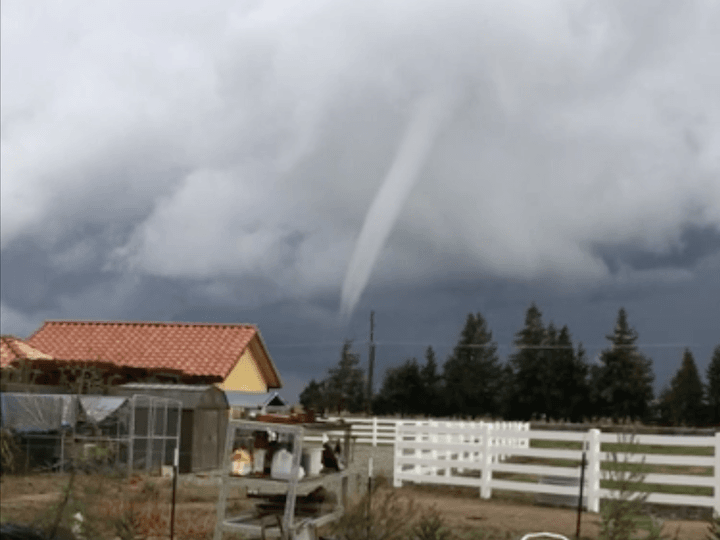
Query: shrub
[[331, 488, 417, 540], [410, 508, 453, 540], [707, 511, 720, 540], [599, 431, 677, 540]]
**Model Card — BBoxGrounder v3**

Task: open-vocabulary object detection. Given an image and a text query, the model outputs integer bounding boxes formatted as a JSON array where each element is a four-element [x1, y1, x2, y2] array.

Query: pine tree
[[326, 340, 366, 413], [420, 346, 442, 416], [543, 322, 560, 418], [507, 303, 549, 420], [443, 313, 503, 419], [373, 358, 424, 416], [299, 379, 326, 413], [706, 345, 720, 425], [548, 327, 591, 422], [594, 308, 655, 422], [662, 349, 705, 426]]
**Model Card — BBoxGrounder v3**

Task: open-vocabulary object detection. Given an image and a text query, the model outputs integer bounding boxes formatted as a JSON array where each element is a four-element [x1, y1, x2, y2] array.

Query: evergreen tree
[[661, 349, 705, 426], [594, 308, 655, 422], [507, 303, 549, 420], [543, 322, 560, 418], [325, 340, 366, 413], [420, 346, 443, 416], [706, 345, 720, 425], [373, 358, 424, 416], [443, 313, 503, 418], [548, 327, 591, 422], [498, 363, 515, 419], [656, 385, 673, 426], [299, 379, 326, 413]]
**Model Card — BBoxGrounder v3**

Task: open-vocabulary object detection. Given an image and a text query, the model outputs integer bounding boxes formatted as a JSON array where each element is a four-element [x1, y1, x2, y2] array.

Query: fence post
[[456, 421, 462, 471], [372, 417, 378, 448], [714, 432, 720, 516], [393, 422, 402, 488], [480, 422, 493, 499], [489, 422, 496, 464], [500, 421, 507, 462], [475, 420, 485, 463], [428, 420, 436, 476], [586, 428, 601, 513]]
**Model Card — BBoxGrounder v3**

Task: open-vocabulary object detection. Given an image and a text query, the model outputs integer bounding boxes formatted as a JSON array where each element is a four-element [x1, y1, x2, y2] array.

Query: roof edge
[[253, 330, 283, 389], [36, 319, 260, 329]]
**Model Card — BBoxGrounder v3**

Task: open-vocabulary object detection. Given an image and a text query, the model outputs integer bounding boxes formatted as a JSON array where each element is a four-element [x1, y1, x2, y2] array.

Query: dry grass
[[0, 472, 248, 540], [1, 464, 713, 540]]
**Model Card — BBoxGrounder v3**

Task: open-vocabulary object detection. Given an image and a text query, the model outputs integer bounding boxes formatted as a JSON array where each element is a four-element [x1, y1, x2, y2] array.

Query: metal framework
[[1, 392, 181, 475]]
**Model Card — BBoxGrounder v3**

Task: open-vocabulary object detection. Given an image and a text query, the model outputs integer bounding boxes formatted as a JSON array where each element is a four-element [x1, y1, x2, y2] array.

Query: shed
[[110, 383, 229, 473]]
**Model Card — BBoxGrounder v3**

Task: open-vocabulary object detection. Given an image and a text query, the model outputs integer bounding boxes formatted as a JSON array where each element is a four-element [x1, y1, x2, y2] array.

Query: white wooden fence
[[393, 423, 720, 514], [305, 417, 529, 459]]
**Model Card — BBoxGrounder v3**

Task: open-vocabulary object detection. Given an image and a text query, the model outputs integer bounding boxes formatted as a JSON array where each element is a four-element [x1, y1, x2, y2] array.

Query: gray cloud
[[4, 3, 718, 292], [2, 1, 719, 402]]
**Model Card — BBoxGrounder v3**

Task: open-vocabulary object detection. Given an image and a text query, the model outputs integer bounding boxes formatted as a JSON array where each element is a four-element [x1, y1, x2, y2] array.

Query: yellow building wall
[[218, 348, 268, 392]]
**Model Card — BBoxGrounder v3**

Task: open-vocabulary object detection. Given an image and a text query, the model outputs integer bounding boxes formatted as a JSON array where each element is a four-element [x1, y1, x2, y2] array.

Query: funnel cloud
[[1, 1, 719, 404], [340, 90, 452, 319]]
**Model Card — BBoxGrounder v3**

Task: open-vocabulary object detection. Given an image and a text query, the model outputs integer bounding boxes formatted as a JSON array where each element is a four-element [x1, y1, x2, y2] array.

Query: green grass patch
[[601, 479, 713, 497], [530, 437, 715, 456], [530, 439, 582, 450], [599, 461, 713, 476], [492, 472, 538, 483], [602, 442, 714, 455]]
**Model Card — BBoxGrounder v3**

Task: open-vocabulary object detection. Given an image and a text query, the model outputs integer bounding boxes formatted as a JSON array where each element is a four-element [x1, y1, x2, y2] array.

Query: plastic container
[[252, 449, 266, 474], [302, 447, 323, 476], [271, 448, 304, 480]]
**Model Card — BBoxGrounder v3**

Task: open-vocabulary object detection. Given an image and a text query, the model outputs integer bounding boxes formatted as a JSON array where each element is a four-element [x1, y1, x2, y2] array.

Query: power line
[[267, 340, 708, 349]]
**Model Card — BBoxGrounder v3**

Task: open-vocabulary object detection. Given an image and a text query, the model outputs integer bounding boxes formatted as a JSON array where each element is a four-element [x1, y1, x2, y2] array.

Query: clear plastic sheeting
[[78, 396, 129, 423], [1, 392, 182, 475], [0, 393, 78, 432]]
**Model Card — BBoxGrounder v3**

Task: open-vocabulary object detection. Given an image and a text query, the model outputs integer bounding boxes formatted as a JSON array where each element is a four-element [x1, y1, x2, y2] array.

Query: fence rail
[[392, 422, 720, 514], [305, 417, 529, 453]]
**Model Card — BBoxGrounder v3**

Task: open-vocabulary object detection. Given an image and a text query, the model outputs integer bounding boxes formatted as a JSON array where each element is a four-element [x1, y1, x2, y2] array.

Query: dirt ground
[[0, 471, 713, 540], [396, 485, 711, 540], [356, 443, 713, 539]]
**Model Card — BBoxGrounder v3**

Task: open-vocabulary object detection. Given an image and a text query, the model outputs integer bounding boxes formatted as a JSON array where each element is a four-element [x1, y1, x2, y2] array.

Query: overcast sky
[[2, 0, 719, 405]]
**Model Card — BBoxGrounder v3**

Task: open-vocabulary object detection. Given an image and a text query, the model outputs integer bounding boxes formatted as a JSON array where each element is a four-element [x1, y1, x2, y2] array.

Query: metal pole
[[59, 431, 64, 473], [146, 397, 154, 473], [175, 401, 182, 473], [164, 401, 169, 468], [366, 456, 373, 540], [170, 447, 179, 540], [128, 396, 135, 477], [576, 450, 587, 540]]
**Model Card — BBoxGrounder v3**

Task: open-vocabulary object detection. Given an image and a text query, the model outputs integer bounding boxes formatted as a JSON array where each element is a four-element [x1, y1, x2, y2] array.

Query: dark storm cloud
[[593, 224, 720, 274], [2, 1, 719, 401]]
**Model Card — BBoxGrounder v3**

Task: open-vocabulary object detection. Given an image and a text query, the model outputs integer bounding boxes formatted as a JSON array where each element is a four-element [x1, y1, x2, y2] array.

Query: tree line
[[299, 305, 720, 426]]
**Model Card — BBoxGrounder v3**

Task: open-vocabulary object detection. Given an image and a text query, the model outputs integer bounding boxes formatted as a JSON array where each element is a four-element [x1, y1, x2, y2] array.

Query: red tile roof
[[26, 321, 282, 386], [1, 335, 54, 368]]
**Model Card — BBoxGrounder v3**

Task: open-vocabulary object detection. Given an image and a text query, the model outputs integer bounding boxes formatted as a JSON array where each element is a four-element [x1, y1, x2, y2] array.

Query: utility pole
[[366, 311, 376, 413]]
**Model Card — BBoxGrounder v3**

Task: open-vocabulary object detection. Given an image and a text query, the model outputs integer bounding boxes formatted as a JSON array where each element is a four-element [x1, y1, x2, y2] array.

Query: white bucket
[[302, 448, 323, 476]]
